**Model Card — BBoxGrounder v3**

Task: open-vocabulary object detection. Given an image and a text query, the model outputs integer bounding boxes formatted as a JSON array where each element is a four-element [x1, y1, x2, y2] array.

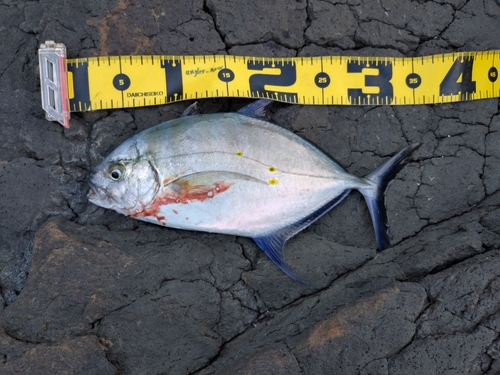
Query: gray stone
[[484, 115, 500, 194], [418, 251, 500, 337], [206, 0, 307, 48], [1, 335, 116, 375], [290, 283, 427, 374], [99, 280, 223, 374], [355, 20, 420, 53], [442, 0, 500, 50], [0, 218, 221, 343], [213, 342, 302, 375], [416, 148, 485, 223], [1, 0, 500, 373], [305, 2, 357, 49], [388, 327, 496, 375], [228, 41, 296, 58], [153, 18, 226, 55]]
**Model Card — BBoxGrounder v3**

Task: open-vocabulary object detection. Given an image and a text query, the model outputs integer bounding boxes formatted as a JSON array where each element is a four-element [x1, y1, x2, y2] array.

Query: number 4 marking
[[439, 57, 476, 96]]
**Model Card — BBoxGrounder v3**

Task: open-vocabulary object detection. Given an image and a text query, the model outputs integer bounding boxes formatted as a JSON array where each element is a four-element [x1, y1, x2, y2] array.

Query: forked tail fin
[[359, 143, 420, 250], [253, 143, 419, 284]]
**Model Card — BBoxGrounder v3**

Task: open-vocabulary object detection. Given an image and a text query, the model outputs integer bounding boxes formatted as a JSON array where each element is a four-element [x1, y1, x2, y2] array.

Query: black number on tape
[[406, 73, 422, 89], [488, 67, 498, 83], [161, 60, 183, 101], [67, 61, 91, 110], [439, 57, 476, 96], [347, 61, 393, 104], [315, 72, 331, 88], [218, 68, 235, 82], [248, 61, 298, 102], [113, 74, 131, 91]]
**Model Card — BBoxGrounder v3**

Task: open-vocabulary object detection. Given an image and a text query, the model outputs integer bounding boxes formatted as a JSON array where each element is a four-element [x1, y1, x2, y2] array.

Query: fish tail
[[358, 143, 420, 251]]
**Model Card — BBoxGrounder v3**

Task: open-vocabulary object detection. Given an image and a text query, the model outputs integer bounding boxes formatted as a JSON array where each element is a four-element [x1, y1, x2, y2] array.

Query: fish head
[[88, 140, 160, 216]]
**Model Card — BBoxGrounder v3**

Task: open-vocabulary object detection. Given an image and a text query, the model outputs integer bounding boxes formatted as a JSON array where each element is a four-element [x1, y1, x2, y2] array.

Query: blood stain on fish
[[132, 180, 233, 222]]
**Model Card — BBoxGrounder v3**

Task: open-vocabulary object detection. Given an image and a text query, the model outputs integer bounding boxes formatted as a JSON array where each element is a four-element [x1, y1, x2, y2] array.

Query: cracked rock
[[388, 326, 496, 375], [206, 0, 308, 48], [416, 147, 485, 223], [99, 280, 223, 374], [305, 1, 357, 49], [1, 0, 500, 373], [1, 335, 116, 375], [355, 20, 420, 53]]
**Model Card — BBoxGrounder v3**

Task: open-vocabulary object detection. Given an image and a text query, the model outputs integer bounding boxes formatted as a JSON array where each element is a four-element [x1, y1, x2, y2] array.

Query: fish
[[88, 100, 419, 285]]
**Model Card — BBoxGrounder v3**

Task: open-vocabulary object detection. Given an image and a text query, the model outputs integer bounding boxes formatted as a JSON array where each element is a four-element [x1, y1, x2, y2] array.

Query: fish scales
[[88, 100, 419, 285], [132, 113, 356, 234], [139, 113, 342, 180]]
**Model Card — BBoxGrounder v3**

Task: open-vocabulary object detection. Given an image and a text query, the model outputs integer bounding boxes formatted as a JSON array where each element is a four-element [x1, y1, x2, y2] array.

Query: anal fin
[[253, 235, 309, 287], [253, 189, 353, 287]]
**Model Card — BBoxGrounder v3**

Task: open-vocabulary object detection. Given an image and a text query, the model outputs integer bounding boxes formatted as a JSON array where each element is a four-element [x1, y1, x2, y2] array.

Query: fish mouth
[[88, 180, 107, 201]]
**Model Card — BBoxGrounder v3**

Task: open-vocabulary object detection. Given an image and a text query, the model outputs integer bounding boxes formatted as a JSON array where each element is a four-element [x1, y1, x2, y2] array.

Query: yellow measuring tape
[[39, 41, 499, 128]]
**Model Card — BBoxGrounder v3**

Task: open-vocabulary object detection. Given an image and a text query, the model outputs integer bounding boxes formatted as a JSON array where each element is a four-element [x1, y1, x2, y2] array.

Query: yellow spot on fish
[[268, 166, 277, 172], [236, 152, 244, 156], [268, 178, 279, 185]]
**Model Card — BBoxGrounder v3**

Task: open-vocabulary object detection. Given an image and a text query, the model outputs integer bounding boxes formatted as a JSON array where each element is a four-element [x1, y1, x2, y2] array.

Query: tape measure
[[39, 41, 499, 128]]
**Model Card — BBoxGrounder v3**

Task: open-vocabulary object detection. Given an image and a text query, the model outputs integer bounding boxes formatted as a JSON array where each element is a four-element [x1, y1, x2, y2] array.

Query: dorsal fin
[[237, 100, 273, 118]]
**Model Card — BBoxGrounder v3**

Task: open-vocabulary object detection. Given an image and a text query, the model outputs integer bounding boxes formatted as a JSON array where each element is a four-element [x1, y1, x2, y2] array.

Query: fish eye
[[109, 165, 125, 181]]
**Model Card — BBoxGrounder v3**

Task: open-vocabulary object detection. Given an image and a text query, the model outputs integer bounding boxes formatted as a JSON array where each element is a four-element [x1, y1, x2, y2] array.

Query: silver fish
[[88, 100, 419, 284]]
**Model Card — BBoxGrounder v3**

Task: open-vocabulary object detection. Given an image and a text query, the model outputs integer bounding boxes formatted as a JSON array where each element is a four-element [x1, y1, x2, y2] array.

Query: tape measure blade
[[62, 50, 500, 116]]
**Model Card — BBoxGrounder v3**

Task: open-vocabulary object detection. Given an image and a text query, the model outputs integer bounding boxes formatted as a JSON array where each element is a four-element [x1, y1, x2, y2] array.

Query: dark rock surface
[[1, 0, 499, 373]]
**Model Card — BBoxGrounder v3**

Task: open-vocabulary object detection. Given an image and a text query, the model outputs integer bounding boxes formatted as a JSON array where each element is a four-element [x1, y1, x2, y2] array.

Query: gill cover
[[89, 139, 160, 216]]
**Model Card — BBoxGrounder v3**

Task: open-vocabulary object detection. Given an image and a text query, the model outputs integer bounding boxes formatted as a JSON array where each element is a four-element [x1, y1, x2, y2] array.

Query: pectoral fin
[[167, 171, 265, 189], [160, 171, 265, 204]]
